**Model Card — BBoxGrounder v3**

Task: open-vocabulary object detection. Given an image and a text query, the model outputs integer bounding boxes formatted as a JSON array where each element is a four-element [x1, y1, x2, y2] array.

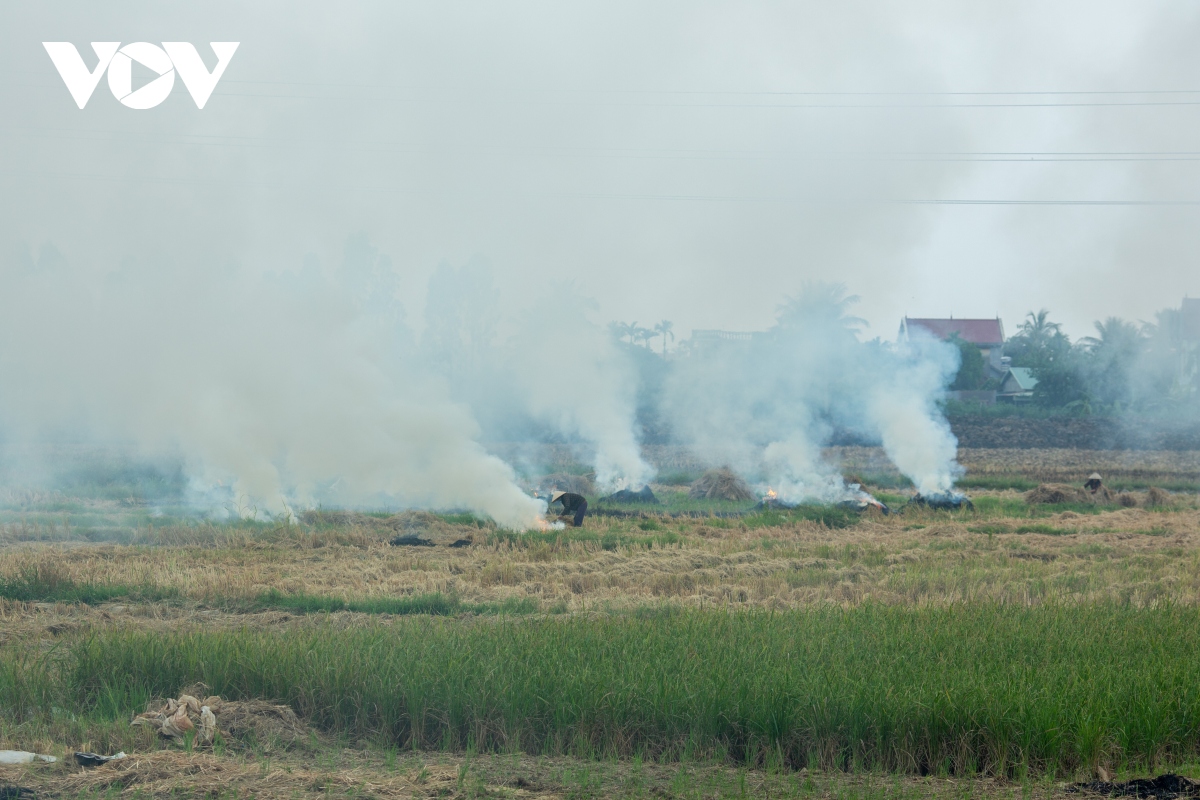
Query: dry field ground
[[2, 447, 1200, 798]]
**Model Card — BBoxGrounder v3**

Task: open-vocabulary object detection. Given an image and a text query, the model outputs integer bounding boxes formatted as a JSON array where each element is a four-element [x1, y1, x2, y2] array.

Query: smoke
[[504, 288, 654, 491], [0, 237, 961, 525], [0, 242, 547, 529], [422, 264, 653, 491], [867, 335, 962, 494], [663, 283, 961, 501]]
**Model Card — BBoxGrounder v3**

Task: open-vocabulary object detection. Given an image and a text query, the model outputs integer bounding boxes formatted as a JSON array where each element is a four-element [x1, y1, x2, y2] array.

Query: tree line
[[952, 307, 1197, 415]]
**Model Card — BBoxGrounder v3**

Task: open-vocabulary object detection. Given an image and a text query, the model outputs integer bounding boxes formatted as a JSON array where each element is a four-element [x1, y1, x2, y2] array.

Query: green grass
[[0, 563, 537, 617], [958, 476, 1041, 492], [744, 505, 860, 529], [958, 475, 1200, 493], [595, 492, 756, 515], [0, 561, 178, 605], [252, 589, 538, 616], [8, 604, 1199, 776]]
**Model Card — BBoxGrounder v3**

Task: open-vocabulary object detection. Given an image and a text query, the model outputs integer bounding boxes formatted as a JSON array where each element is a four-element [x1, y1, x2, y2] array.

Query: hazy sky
[[4, 1, 1200, 341]]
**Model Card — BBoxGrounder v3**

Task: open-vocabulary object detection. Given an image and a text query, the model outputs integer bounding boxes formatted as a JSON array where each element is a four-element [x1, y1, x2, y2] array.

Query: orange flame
[[766, 488, 777, 499]]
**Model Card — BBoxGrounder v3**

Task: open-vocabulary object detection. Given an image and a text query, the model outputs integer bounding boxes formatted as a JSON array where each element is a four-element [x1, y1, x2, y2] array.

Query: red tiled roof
[[902, 318, 1004, 346], [1183, 298, 1200, 342]]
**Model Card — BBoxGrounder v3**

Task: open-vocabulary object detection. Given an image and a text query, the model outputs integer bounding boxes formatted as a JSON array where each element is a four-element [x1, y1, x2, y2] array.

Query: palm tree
[[1081, 317, 1144, 360], [775, 282, 865, 335], [1009, 309, 1070, 370], [1079, 317, 1145, 410], [653, 320, 675, 355], [633, 326, 655, 349], [1018, 309, 1062, 345], [609, 321, 637, 344]]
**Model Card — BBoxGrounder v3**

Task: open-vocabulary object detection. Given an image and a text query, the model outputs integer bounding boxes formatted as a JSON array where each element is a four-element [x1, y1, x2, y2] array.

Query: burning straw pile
[[689, 468, 755, 501]]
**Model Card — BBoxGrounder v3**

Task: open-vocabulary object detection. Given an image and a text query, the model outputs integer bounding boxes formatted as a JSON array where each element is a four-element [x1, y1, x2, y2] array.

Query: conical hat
[[551, 491, 566, 502], [1087, 473, 1102, 481]]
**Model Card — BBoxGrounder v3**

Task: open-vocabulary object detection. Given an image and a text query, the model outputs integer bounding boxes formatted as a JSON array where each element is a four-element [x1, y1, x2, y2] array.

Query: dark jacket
[[552, 492, 588, 527]]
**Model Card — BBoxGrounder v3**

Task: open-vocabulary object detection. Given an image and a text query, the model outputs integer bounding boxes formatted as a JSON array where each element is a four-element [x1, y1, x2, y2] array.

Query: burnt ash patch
[[1070, 775, 1200, 799]]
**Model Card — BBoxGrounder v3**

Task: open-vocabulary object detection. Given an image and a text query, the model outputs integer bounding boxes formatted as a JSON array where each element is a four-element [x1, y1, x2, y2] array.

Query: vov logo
[[43, 42, 239, 109]]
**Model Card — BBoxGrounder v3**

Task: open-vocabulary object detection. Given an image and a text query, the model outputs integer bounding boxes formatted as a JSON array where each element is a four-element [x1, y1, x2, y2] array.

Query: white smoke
[[422, 265, 654, 492], [506, 290, 654, 491], [867, 334, 962, 495], [664, 283, 962, 500], [0, 244, 547, 529]]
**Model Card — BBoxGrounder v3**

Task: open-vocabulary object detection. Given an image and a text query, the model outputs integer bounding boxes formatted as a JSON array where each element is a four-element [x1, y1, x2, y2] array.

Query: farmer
[[550, 490, 588, 527], [1084, 473, 1103, 494]]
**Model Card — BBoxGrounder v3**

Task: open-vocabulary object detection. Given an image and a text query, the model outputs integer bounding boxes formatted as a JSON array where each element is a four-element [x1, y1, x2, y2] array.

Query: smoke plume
[[0, 243, 547, 529], [663, 283, 961, 501]]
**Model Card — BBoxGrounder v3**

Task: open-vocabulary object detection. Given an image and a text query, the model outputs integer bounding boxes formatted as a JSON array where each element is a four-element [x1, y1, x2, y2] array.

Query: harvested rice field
[[3, 447, 1200, 798]]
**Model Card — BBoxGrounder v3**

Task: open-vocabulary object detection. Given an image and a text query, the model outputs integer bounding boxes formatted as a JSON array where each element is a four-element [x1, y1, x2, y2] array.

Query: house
[[687, 329, 759, 355], [997, 367, 1038, 402], [899, 317, 1007, 378], [690, 329, 755, 345]]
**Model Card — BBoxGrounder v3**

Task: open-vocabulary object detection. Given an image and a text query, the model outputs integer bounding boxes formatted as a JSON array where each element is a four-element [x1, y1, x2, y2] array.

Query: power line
[[6, 128, 1200, 162], [2, 167, 1198, 205], [14, 80, 1200, 108]]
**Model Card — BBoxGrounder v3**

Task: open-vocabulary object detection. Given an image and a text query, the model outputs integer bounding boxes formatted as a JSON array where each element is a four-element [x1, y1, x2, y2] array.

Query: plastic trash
[[74, 751, 127, 767], [0, 750, 57, 764]]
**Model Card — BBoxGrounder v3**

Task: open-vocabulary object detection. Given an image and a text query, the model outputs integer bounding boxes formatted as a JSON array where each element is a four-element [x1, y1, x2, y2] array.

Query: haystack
[[1025, 484, 1088, 504], [689, 468, 755, 501], [1026, 483, 1116, 504], [1145, 487, 1172, 507], [1116, 492, 1139, 508]]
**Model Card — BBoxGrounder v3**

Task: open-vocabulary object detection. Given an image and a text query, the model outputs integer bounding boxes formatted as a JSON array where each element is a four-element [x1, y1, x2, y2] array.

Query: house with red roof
[[898, 316, 1007, 378]]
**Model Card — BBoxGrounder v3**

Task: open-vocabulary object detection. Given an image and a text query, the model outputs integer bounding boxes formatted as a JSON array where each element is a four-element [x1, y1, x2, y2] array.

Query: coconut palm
[[653, 320, 675, 355], [610, 321, 638, 344], [1019, 309, 1062, 342], [1009, 309, 1071, 371], [775, 282, 865, 335], [1081, 317, 1144, 359]]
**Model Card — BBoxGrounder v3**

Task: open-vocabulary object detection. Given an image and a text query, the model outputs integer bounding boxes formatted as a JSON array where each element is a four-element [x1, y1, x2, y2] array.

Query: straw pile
[[1145, 487, 1173, 507], [689, 468, 755, 501], [132, 691, 307, 751], [1025, 484, 1115, 505], [1024, 484, 1088, 504], [2, 750, 470, 800]]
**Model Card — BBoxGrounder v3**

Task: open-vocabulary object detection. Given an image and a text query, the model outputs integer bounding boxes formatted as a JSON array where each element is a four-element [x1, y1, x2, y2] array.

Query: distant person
[[1085, 473, 1103, 494], [550, 490, 588, 527]]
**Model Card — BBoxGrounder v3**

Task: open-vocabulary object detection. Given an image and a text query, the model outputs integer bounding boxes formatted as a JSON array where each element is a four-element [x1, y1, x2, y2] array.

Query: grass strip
[[0, 563, 178, 605], [7, 604, 1199, 776], [0, 564, 533, 617], [251, 589, 538, 616]]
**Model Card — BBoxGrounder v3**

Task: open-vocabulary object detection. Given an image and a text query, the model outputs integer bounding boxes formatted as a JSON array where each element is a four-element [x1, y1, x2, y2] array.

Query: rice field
[[2, 447, 1200, 798]]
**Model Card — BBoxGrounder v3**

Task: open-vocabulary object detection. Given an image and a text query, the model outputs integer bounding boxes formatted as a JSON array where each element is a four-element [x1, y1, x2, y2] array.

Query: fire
[[531, 516, 565, 532], [766, 488, 777, 499]]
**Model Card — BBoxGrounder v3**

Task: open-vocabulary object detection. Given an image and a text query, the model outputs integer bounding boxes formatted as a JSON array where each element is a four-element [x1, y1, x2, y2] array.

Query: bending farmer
[[550, 491, 588, 527]]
